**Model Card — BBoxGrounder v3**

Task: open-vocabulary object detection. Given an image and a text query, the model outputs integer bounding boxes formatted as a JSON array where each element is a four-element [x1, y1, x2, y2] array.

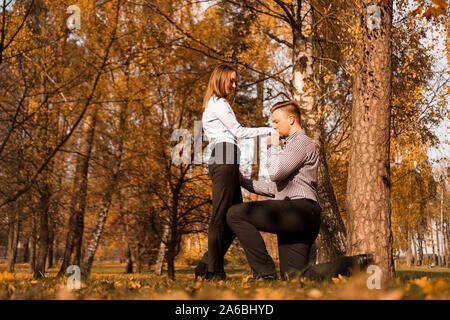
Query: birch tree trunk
[[167, 204, 179, 280], [346, 0, 395, 280], [292, 0, 346, 263], [154, 223, 169, 275], [81, 104, 124, 279], [414, 239, 419, 266], [434, 220, 441, 266], [406, 230, 412, 267], [445, 219, 449, 267], [81, 172, 120, 279], [430, 221, 436, 265], [58, 110, 97, 276]]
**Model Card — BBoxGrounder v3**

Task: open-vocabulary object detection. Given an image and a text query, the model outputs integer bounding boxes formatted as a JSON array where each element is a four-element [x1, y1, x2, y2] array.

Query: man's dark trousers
[[226, 198, 321, 277]]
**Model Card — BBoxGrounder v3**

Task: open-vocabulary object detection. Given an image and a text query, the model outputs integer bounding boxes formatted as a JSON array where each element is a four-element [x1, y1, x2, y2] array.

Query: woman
[[195, 64, 274, 280]]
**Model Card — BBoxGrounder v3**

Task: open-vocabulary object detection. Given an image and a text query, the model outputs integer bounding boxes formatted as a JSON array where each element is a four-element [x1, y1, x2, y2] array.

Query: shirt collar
[[285, 129, 305, 143]]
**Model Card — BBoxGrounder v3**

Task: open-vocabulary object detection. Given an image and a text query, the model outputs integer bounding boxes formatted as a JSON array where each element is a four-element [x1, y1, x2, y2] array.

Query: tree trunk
[[292, 0, 347, 263], [430, 218, 436, 265], [434, 220, 440, 266], [136, 243, 143, 273], [81, 183, 117, 279], [411, 235, 417, 266], [6, 208, 20, 273], [444, 219, 449, 267], [167, 240, 176, 280], [118, 191, 133, 274], [81, 100, 124, 279], [58, 110, 97, 276], [406, 230, 412, 267], [346, 0, 394, 280], [29, 212, 37, 273], [154, 224, 169, 275], [125, 244, 133, 273], [417, 234, 424, 266], [250, 74, 264, 202], [81, 151, 122, 279], [34, 180, 51, 279], [47, 213, 55, 269], [23, 237, 29, 263]]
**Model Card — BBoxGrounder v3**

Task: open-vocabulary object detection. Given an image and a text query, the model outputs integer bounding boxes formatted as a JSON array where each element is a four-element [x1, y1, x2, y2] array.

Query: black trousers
[[226, 198, 321, 277], [199, 142, 242, 273]]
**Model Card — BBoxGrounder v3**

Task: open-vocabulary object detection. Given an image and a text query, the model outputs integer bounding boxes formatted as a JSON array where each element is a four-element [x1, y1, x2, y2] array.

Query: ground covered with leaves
[[0, 263, 449, 300]]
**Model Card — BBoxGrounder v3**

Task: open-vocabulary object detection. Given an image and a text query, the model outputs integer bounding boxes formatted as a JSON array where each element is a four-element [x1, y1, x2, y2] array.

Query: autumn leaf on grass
[[242, 275, 252, 283], [0, 271, 16, 285], [331, 274, 347, 284], [193, 281, 202, 290], [433, 277, 449, 293], [128, 281, 141, 290], [411, 277, 433, 295]]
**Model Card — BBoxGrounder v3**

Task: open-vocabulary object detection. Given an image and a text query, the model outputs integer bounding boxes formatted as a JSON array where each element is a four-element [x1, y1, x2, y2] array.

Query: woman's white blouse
[[202, 95, 274, 151]]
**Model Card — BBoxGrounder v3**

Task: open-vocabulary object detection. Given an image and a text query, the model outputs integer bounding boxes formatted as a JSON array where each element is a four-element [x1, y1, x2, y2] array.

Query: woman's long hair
[[202, 64, 236, 111]]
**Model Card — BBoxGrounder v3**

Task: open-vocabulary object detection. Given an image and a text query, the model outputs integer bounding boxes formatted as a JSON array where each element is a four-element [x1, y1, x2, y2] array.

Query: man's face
[[272, 108, 292, 139]]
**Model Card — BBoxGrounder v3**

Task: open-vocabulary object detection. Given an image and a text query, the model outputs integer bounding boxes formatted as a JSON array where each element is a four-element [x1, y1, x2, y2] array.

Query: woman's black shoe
[[194, 262, 208, 280]]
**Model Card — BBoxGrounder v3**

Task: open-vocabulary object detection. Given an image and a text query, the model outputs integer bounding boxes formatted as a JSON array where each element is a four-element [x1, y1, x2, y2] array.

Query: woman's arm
[[211, 98, 274, 139]]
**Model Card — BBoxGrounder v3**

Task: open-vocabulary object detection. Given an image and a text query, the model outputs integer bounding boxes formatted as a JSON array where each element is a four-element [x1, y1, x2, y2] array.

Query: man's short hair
[[270, 100, 301, 124]]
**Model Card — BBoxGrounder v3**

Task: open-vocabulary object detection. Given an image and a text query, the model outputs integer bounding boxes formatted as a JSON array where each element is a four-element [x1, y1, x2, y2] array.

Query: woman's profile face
[[225, 71, 237, 95]]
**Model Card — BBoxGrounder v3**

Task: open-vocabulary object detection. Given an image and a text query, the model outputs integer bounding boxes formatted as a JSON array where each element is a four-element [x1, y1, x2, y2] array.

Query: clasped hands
[[238, 131, 280, 185]]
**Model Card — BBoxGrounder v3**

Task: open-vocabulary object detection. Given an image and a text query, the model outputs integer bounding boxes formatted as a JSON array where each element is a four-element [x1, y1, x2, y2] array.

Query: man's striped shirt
[[242, 129, 320, 205]]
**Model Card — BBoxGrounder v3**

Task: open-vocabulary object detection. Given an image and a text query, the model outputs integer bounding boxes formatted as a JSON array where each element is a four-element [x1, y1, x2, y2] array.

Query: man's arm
[[267, 136, 315, 182], [241, 177, 276, 198]]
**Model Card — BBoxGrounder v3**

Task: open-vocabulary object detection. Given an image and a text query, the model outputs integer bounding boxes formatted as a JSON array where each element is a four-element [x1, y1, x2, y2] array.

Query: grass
[[0, 262, 449, 300], [396, 266, 450, 280]]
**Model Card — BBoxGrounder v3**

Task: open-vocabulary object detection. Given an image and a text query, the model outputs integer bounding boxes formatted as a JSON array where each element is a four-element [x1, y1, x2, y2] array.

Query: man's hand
[[268, 131, 281, 146]]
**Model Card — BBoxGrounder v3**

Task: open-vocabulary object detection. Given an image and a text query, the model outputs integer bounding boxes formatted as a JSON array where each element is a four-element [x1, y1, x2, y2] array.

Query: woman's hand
[[267, 131, 281, 146]]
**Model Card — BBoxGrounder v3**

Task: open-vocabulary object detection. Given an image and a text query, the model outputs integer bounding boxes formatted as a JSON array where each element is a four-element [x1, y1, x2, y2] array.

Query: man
[[226, 101, 371, 280]]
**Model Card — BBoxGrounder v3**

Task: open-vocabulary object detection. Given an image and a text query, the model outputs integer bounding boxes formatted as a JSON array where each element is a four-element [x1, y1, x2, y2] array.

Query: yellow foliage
[[0, 271, 16, 285]]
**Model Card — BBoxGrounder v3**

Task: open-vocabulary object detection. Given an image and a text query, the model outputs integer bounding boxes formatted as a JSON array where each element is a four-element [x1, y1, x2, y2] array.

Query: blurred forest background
[[0, 0, 448, 281]]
